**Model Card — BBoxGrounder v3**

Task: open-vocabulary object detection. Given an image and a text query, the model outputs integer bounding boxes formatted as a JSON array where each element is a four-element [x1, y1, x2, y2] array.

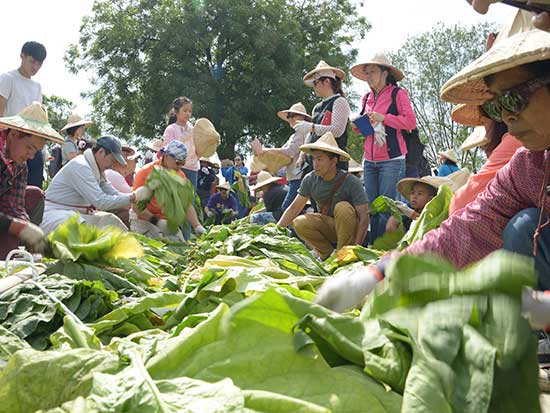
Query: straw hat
[[250, 170, 282, 191], [217, 182, 231, 191], [303, 60, 345, 87], [397, 176, 443, 201], [351, 53, 405, 82], [348, 158, 363, 173], [0, 101, 63, 144], [441, 10, 550, 104], [300, 132, 351, 161], [438, 149, 459, 164], [194, 118, 220, 157], [146, 138, 164, 152], [451, 104, 487, 127], [277, 102, 312, 122], [251, 150, 292, 174], [60, 112, 94, 132], [461, 126, 490, 151]]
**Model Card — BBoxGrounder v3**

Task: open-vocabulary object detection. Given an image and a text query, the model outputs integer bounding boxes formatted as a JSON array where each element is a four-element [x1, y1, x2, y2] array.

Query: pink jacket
[[361, 84, 417, 161], [405, 148, 550, 268]]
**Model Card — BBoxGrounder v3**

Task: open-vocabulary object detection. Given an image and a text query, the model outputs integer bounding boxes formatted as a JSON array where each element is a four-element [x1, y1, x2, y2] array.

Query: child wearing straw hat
[[249, 171, 287, 226], [315, 10, 550, 316], [0, 102, 63, 258], [278, 132, 369, 260]]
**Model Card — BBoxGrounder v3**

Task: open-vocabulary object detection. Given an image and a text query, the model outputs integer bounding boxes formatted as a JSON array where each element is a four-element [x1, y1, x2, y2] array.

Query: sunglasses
[[482, 75, 550, 122]]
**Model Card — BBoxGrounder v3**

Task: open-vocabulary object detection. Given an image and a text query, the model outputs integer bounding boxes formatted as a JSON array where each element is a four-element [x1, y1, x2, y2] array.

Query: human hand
[[206, 210, 214, 218], [293, 121, 313, 135], [194, 225, 206, 236], [9, 219, 48, 254], [395, 201, 416, 219], [134, 186, 153, 202], [367, 112, 385, 123], [522, 287, 550, 329], [251, 138, 263, 155], [201, 167, 210, 174]]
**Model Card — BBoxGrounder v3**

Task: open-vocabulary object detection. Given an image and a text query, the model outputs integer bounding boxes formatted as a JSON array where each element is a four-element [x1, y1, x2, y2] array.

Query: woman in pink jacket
[[351, 53, 417, 243]]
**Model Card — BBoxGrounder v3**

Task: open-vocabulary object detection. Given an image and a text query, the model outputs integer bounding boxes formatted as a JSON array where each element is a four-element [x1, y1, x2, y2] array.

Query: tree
[[388, 22, 495, 172], [42, 95, 75, 133], [66, 0, 369, 158]]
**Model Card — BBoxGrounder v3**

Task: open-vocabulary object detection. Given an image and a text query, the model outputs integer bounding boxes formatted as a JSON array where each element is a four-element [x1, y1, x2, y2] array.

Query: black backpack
[[48, 145, 63, 178]]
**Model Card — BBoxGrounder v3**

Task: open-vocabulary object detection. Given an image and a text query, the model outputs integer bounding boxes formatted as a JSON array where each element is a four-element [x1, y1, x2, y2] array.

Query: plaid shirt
[[404, 148, 550, 268], [0, 131, 29, 222]]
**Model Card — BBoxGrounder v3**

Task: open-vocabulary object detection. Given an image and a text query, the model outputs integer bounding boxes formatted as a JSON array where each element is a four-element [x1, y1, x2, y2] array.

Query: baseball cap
[[96, 135, 127, 166]]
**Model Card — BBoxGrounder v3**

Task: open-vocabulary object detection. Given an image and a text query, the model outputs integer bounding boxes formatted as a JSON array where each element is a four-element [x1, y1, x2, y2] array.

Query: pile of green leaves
[[369, 196, 405, 251], [48, 215, 143, 262], [136, 165, 194, 232]]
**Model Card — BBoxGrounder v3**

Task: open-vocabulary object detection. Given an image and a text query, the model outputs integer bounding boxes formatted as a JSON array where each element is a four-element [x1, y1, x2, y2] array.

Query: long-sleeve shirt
[[450, 133, 523, 214], [222, 165, 248, 185], [163, 122, 198, 171], [312, 95, 350, 138], [0, 131, 28, 223], [404, 148, 549, 269], [361, 85, 417, 161], [279, 130, 307, 181]]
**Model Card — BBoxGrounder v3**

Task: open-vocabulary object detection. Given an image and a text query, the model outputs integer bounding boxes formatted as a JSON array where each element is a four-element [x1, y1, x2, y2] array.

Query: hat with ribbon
[[0, 101, 64, 144], [193, 118, 220, 157], [277, 102, 312, 122], [300, 132, 351, 161], [60, 112, 94, 132], [303, 60, 345, 87], [351, 53, 405, 82]]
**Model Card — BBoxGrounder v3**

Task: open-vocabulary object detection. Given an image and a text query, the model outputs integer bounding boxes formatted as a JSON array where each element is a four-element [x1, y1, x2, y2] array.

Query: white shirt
[[0, 70, 42, 115]]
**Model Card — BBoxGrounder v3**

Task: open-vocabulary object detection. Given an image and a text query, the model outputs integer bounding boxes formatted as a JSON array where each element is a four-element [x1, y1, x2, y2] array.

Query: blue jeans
[[282, 179, 301, 210], [183, 168, 198, 190], [503, 208, 550, 290], [363, 158, 405, 244], [250, 212, 277, 226]]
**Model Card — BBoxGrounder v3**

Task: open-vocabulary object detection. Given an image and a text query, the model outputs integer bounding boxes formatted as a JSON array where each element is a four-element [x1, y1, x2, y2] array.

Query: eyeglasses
[[482, 75, 550, 122]]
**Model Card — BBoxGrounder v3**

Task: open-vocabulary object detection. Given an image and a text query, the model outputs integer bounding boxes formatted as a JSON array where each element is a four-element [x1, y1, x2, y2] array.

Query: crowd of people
[[1, 3, 550, 332]]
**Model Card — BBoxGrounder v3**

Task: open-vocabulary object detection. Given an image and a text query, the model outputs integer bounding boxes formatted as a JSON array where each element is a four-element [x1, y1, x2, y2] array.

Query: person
[[385, 176, 440, 234], [205, 182, 239, 225], [0, 41, 48, 189], [278, 132, 369, 260], [348, 159, 364, 180], [249, 171, 288, 225], [449, 104, 522, 214], [144, 138, 163, 164], [41, 135, 151, 234], [467, 0, 550, 31], [251, 103, 311, 210], [0, 102, 64, 259], [131, 141, 205, 240], [163, 96, 199, 188], [60, 113, 94, 166], [314, 11, 550, 312], [350, 53, 417, 243], [221, 154, 248, 185], [437, 149, 460, 176], [197, 156, 218, 210], [296, 61, 350, 174]]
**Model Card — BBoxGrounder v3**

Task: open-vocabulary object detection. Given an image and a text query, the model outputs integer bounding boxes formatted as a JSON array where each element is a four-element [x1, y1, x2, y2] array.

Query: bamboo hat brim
[[0, 102, 63, 144]]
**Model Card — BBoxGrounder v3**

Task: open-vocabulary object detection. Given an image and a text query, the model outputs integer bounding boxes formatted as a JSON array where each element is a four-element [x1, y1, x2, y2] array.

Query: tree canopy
[[66, 0, 369, 158]]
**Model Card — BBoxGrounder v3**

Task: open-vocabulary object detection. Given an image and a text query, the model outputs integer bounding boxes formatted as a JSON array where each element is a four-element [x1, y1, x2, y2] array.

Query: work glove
[[156, 219, 170, 234], [395, 201, 416, 219], [315, 265, 381, 313], [206, 210, 214, 218], [373, 121, 387, 147], [293, 121, 314, 135], [134, 186, 153, 202], [194, 225, 206, 236], [201, 167, 210, 175], [522, 288, 550, 329], [8, 219, 48, 254]]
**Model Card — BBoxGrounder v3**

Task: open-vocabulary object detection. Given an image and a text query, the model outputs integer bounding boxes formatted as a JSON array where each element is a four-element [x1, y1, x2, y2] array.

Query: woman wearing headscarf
[[350, 53, 417, 243]]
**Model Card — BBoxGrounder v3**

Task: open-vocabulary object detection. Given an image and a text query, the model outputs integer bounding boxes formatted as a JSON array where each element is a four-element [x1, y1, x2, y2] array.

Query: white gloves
[[395, 201, 415, 218], [194, 225, 206, 236], [315, 265, 381, 313], [134, 186, 153, 202], [201, 167, 210, 175], [156, 219, 170, 234], [522, 288, 550, 329], [206, 210, 214, 218], [8, 219, 48, 254], [373, 122, 387, 147], [293, 121, 314, 135]]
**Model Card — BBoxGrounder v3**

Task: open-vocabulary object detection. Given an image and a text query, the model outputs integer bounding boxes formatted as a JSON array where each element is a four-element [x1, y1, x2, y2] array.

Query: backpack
[[48, 145, 63, 178]]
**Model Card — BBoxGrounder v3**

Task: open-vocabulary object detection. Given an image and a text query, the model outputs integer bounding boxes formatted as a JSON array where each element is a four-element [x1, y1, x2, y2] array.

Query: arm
[[186, 203, 201, 229], [163, 125, 177, 146], [278, 132, 305, 159], [382, 88, 417, 131], [354, 203, 370, 245], [0, 96, 7, 117], [312, 97, 350, 138], [277, 194, 308, 228]]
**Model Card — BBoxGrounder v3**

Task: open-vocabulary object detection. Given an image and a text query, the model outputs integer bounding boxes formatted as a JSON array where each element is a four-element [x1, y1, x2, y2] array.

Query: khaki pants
[[292, 201, 357, 260]]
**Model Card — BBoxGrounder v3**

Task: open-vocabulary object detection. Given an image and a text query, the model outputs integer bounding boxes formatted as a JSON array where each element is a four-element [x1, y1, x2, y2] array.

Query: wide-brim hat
[[348, 158, 363, 173], [200, 153, 220, 168], [250, 170, 282, 191], [351, 53, 405, 82], [461, 126, 490, 151], [60, 112, 94, 132], [440, 10, 550, 104], [251, 150, 292, 174], [0, 101, 63, 144], [397, 176, 443, 201], [217, 182, 232, 191], [303, 60, 345, 87], [194, 118, 220, 158], [300, 132, 351, 161], [438, 148, 459, 164], [277, 102, 312, 122], [451, 104, 486, 127], [146, 138, 164, 152]]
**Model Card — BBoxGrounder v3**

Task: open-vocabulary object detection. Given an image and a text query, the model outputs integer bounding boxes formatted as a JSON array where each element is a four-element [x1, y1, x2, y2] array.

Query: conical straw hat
[[300, 132, 351, 161], [351, 53, 404, 82], [0, 101, 63, 144], [250, 170, 282, 191], [193, 118, 220, 157], [461, 126, 490, 151], [60, 112, 94, 132], [348, 158, 363, 173]]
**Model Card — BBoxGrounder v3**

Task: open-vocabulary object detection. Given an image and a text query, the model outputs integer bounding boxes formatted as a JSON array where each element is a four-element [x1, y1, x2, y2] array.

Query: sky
[[0, 0, 515, 118]]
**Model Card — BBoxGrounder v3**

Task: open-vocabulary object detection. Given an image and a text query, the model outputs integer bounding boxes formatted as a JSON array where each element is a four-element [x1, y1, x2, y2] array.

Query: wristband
[[149, 216, 159, 225]]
